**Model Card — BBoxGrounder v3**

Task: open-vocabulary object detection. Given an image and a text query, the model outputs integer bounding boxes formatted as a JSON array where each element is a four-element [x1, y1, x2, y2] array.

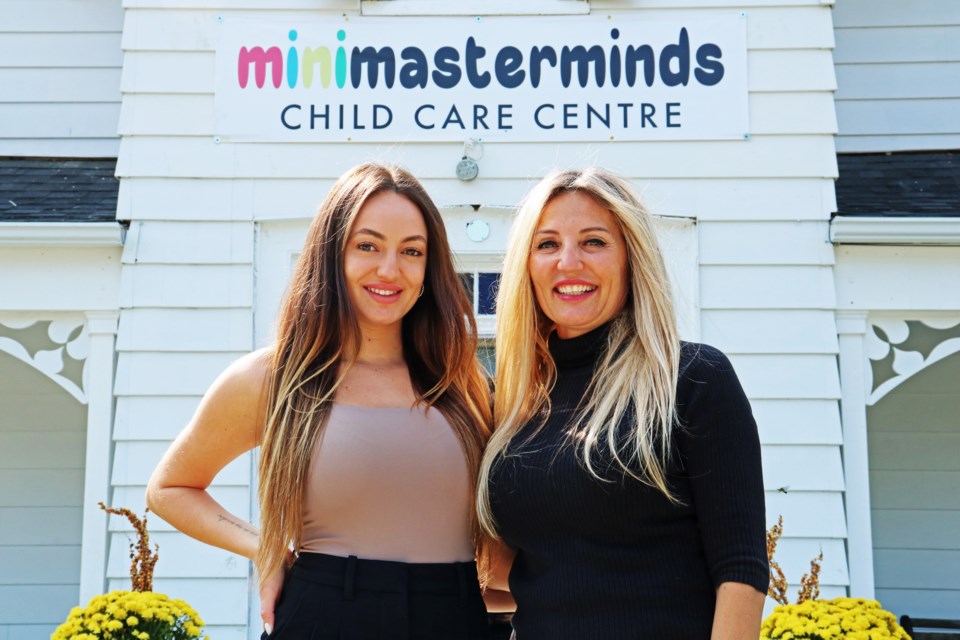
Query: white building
[[0, 1, 956, 638]]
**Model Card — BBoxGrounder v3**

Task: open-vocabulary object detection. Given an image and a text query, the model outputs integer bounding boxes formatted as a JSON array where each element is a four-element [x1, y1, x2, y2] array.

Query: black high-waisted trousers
[[263, 552, 490, 640]]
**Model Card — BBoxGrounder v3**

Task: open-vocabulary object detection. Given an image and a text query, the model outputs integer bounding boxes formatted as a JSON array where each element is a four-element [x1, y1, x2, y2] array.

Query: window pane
[[478, 272, 500, 315]]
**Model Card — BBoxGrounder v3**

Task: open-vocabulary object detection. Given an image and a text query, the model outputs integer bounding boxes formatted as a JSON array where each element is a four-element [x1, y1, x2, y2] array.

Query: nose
[[376, 251, 399, 279], [556, 243, 582, 272]]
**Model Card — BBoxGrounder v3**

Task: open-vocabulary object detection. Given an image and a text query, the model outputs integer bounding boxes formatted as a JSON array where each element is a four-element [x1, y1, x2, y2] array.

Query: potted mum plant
[[51, 503, 207, 640], [760, 516, 910, 640]]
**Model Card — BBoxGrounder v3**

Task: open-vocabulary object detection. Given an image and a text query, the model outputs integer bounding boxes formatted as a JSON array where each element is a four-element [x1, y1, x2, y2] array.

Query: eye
[[356, 241, 377, 252], [402, 247, 425, 257], [584, 237, 608, 247], [535, 239, 559, 250]]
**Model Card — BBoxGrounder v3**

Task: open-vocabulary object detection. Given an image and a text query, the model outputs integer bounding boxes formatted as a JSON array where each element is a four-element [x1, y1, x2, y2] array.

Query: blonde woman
[[479, 168, 768, 639], [147, 164, 493, 639]]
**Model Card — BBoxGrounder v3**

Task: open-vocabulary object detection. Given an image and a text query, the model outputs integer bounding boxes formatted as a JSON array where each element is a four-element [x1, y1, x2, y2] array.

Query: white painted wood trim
[[835, 310, 875, 598], [361, 0, 589, 16], [0, 222, 124, 247], [79, 311, 119, 605], [831, 217, 960, 245]]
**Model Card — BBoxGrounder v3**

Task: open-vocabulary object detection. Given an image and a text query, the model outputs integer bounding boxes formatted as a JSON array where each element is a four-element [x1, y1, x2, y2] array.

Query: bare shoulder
[[192, 347, 274, 442]]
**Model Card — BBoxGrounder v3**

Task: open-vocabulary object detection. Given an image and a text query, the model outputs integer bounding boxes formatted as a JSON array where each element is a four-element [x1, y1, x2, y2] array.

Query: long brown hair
[[258, 163, 492, 582]]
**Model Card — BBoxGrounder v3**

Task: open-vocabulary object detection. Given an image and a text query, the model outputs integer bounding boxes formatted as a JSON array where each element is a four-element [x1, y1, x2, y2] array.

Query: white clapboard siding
[[114, 351, 246, 396], [870, 470, 960, 511], [0, 0, 122, 157], [0, 470, 84, 506], [116, 136, 839, 180], [775, 538, 849, 586], [838, 99, 960, 137], [835, 246, 960, 311], [121, 51, 215, 94], [108, 531, 248, 578], [702, 310, 839, 354], [0, 431, 85, 469], [750, 49, 836, 92], [117, 177, 837, 221], [119, 6, 832, 52], [752, 399, 843, 445], [834, 0, 960, 152], [765, 491, 847, 538], [0, 507, 82, 545], [0, 33, 122, 68], [120, 264, 254, 308], [152, 578, 251, 625], [123, 221, 255, 264], [701, 265, 836, 310], [0, 103, 121, 140], [116, 308, 252, 351], [728, 354, 841, 400], [0, 69, 122, 103], [0, 138, 120, 157], [836, 63, 960, 101], [875, 589, 960, 621], [122, 0, 359, 9], [111, 441, 250, 486], [0, 585, 76, 624], [0, 246, 122, 312], [872, 511, 960, 550], [762, 445, 844, 491], [0, 547, 80, 584], [699, 221, 833, 266], [874, 550, 960, 590], [114, 395, 202, 440]]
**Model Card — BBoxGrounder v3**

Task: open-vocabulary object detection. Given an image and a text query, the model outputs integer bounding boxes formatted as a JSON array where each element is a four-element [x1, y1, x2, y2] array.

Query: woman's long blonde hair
[[258, 163, 493, 583], [478, 168, 681, 536]]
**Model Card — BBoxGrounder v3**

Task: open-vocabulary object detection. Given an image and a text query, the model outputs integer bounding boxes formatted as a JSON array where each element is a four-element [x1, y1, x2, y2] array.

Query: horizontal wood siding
[[114, 1, 844, 633], [0, 352, 86, 639], [867, 353, 960, 619], [833, 1, 960, 152], [0, 0, 122, 157]]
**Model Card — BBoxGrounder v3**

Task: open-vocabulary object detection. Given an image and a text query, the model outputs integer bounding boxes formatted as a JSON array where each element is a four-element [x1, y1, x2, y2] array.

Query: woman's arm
[[711, 581, 766, 640], [145, 349, 271, 560]]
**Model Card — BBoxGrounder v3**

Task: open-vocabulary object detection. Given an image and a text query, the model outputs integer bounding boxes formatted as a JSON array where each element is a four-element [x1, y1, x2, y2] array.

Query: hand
[[259, 551, 294, 636]]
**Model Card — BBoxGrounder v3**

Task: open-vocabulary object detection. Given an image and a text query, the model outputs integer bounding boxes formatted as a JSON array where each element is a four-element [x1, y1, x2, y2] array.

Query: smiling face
[[528, 190, 629, 339], [343, 190, 428, 335]]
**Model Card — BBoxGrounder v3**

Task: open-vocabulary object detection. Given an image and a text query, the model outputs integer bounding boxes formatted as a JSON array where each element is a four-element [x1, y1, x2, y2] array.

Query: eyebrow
[[534, 226, 611, 235], [352, 228, 427, 243]]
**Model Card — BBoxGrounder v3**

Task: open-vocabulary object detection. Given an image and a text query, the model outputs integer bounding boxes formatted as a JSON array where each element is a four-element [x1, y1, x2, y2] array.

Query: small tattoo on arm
[[218, 515, 258, 537]]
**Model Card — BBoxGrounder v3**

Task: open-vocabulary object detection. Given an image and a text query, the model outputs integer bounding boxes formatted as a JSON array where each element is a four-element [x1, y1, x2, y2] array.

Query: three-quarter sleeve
[[676, 344, 770, 593]]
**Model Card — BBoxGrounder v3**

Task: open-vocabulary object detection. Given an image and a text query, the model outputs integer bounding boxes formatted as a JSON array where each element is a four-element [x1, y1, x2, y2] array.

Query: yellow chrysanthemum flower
[[761, 597, 910, 640], [51, 590, 208, 640]]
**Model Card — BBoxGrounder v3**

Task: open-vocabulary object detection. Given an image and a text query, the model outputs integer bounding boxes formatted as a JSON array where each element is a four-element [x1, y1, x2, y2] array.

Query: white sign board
[[215, 14, 748, 142]]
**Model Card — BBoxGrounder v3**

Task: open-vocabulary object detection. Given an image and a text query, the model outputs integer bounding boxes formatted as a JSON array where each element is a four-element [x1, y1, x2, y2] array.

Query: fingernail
[[264, 623, 272, 635]]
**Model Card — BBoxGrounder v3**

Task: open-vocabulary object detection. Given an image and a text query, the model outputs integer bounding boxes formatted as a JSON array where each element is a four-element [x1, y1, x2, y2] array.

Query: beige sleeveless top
[[299, 403, 475, 563]]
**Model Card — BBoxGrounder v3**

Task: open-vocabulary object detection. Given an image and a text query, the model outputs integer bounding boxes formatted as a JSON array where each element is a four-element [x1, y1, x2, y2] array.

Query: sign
[[214, 14, 748, 142]]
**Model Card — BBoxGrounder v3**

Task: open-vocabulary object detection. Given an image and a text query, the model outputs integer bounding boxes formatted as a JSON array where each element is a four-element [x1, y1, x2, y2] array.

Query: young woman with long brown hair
[[147, 163, 493, 639]]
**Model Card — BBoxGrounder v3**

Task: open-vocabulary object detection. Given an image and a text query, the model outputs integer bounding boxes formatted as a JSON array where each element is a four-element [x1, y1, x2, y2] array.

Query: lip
[[553, 279, 597, 300], [363, 284, 403, 301]]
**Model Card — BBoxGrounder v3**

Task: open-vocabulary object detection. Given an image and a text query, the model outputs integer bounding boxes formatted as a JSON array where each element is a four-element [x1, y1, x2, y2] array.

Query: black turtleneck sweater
[[488, 326, 768, 640]]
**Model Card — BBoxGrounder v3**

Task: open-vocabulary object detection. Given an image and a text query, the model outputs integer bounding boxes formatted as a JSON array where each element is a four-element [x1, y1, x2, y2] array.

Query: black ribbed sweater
[[488, 326, 768, 639]]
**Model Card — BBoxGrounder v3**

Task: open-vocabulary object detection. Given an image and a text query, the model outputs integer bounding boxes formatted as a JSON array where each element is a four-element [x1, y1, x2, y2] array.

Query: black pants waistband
[[292, 552, 481, 600]]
